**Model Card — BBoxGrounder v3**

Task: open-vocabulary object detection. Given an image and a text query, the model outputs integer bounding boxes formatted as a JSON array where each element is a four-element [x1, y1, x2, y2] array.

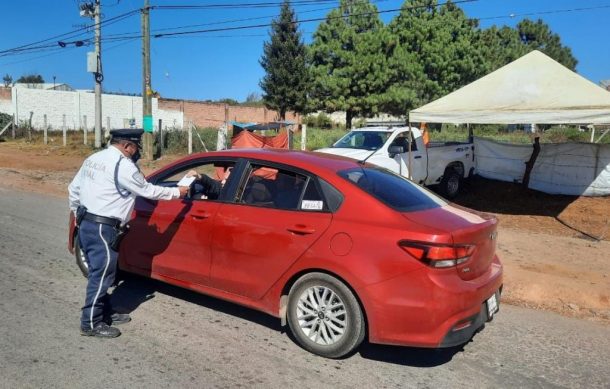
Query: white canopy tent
[[409, 50, 610, 196], [410, 50, 610, 125]]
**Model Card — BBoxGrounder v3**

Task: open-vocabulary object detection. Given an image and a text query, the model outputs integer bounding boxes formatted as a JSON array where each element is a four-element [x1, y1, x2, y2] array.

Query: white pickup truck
[[317, 126, 475, 198]]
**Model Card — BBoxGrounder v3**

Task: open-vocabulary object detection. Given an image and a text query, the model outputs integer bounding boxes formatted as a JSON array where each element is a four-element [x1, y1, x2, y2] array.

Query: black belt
[[83, 212, 122, 228]]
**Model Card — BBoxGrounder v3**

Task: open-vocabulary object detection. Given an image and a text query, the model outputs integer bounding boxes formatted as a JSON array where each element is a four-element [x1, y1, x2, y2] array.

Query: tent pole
[[590, 126, 595, 143], [407, 113, 413, 181]]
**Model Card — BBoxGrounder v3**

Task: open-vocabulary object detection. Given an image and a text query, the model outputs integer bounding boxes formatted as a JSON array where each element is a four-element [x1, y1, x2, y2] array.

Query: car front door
[[389, 131, 428, 184], [209, 163, 333, 300], [120, 159, 236, 286]]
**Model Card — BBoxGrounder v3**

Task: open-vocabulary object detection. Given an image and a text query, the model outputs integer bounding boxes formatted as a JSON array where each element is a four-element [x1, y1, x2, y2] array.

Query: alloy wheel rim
[[296, 286, 347, 345]]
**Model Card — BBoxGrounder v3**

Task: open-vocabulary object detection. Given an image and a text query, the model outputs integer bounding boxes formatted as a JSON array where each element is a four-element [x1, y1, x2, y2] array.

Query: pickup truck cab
[[317, 126, 474, 198]]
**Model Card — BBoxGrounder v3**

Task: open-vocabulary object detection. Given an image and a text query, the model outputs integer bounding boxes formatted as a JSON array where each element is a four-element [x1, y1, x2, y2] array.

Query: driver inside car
[[185, 166, 232, 200]]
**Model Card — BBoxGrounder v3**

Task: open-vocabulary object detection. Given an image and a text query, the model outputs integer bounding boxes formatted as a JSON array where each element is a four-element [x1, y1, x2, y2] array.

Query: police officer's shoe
[[107, 312, 131, 325], [80, 323, 121, 338]]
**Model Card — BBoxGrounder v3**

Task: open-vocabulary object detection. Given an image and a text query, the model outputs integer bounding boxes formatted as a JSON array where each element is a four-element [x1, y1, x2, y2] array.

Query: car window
[[156, 160, 236, 201], [238, 164, 328, 212], [338, 167, 446, 212], [332, 131, 391, 151], [391, 133, 417, 152]]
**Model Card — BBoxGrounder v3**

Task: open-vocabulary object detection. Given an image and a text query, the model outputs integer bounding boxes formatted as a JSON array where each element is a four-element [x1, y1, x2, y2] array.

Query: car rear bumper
[[362, 255, 503, 348]]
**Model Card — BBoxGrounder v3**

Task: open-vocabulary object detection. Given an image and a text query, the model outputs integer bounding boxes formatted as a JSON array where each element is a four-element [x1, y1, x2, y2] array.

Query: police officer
[[68, 129, 189, 338]]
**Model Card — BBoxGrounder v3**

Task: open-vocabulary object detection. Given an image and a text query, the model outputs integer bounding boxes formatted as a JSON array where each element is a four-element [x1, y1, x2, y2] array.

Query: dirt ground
[[1, 140, 608, 324]]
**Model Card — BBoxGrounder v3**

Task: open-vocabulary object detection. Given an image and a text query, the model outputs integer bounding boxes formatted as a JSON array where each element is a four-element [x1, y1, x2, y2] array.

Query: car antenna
[[358, 149, 379, 165]]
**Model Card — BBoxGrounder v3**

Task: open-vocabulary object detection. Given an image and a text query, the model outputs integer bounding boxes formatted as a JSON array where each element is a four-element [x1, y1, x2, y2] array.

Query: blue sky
[[0, 0, 608, 102]]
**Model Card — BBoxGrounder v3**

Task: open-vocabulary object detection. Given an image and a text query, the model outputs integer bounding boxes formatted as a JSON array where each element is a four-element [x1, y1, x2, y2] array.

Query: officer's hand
[[178, 186, 189, 198], [186, 170, 202, 180]]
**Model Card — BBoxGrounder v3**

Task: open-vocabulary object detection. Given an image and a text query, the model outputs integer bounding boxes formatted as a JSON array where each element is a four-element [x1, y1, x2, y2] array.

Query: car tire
[[74, 232, 89, 278], [287, 272, 365, 358], [440, 168, 461, 199]]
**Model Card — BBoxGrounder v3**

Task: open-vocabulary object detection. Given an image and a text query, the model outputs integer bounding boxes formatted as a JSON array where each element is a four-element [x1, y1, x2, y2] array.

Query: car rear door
[[209, 162, 333, 300]]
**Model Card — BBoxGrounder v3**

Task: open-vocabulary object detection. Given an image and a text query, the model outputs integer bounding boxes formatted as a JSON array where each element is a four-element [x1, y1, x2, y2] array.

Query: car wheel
[[74, 232, 89, 278], [440, 168, 461, 199], [287, 272, 365, 358]]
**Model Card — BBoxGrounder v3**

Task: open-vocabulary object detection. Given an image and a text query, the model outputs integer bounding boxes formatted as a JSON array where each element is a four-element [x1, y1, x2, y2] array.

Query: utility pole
[[94, 0, 102, 148], [142, 0, 154, 159], [80, 1, 103, 148]]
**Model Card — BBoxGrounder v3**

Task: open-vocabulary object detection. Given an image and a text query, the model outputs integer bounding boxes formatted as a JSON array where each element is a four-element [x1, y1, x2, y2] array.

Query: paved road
[[1, 188, 608, 389]]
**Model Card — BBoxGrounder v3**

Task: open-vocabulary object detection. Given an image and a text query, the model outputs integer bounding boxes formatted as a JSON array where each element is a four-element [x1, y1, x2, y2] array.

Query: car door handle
[[287, 225, 316, 235], [191, 211, 211, 220], [414, 156, 422, 159]]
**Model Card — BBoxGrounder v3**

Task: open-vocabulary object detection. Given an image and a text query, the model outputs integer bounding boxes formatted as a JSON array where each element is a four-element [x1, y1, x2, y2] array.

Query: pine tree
[[385, 0, 487, 115], [259, 0, 308, 120], [516, 19, 577, 70], [309, 0, 389, 128]]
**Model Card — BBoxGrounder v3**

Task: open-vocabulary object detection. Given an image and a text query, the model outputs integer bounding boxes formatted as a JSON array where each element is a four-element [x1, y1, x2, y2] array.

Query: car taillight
[[398, 241, 475, 268]]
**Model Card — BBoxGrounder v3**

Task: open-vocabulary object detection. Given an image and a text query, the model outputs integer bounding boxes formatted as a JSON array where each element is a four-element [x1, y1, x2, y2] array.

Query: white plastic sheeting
[[474, 137, 610, 196], [410, 51, 610, 124]]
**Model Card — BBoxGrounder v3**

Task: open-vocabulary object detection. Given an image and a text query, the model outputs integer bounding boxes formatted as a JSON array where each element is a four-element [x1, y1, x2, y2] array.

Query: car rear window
[[338, 167, 446, 212]]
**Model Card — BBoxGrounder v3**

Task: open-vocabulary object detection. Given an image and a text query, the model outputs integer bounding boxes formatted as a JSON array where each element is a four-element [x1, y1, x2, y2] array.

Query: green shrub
[[294, 127, 348, 150], [303, 113, 334, 129], [0, 112, 11, 130]]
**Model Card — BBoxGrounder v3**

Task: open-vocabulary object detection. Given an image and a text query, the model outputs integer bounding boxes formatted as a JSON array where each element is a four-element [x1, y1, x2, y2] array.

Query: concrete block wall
[[0, 88, 184, 131]]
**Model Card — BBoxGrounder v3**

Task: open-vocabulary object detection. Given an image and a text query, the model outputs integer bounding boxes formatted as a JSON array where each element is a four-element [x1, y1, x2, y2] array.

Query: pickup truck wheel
[[74, 233, 89, 278], [440, 169, 461, 199], [287, 272, 366, 359]]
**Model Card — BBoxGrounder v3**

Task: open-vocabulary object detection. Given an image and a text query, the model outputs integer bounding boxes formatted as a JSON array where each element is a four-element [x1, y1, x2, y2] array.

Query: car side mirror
[[388, 145, 405, 158]]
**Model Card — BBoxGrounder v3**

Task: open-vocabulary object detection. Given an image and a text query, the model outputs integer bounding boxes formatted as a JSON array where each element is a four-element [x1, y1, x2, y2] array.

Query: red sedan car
[[69, 148, 502, 358]]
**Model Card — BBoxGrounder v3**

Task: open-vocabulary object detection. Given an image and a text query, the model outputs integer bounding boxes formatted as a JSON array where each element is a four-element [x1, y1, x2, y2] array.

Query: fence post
[[83, 115, 88, 145], [11, 113, 15, 139], [63, 114, 67, 146], [301, 124, 307, 150], [106, 116, 111, 141], [217, 123, 227, 151], [28, 111, 33, 142], [158, 119, 163, 157], [43, 114, 48, 145], [188, 121, 193, 155]]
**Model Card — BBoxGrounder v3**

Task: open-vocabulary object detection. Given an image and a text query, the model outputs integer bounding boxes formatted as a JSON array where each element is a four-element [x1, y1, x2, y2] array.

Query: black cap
[[110, 128, 144, 148]]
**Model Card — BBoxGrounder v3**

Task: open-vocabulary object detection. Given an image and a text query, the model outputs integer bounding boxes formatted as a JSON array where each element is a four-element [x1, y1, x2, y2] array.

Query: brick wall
[[159, 98, 300, 129]]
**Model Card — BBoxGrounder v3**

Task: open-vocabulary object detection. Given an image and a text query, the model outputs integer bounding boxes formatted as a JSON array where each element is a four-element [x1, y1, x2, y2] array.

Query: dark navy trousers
[[79, 220, 118, 330]]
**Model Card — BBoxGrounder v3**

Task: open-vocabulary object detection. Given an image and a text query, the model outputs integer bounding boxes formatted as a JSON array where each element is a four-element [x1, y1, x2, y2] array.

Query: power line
[[151, 0, 478, 38], [0, 8, 140, 56], [479, 4, 610, 20], [152, 0, 340, 10], [102, 0, 393, 39]]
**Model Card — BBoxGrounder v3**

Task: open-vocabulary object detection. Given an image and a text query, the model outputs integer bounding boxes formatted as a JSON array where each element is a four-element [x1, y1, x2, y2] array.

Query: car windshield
[[338, 167, 447, 212], [332, 131, 391, 151]]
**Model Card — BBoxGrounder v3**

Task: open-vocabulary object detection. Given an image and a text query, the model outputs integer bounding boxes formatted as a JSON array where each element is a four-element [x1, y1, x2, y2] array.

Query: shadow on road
[[357, 343, 464, 367], [110, 274, 282, 332], [112, 274, 468, 367]]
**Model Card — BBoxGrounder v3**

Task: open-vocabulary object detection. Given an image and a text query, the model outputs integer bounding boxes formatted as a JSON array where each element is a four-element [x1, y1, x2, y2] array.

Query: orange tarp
[[231, 130, 289, 149]]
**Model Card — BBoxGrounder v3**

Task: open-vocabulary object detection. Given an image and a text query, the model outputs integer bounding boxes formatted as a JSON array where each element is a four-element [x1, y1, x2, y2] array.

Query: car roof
[[352, 126, 420, 132], [174, 148, 362, 176]]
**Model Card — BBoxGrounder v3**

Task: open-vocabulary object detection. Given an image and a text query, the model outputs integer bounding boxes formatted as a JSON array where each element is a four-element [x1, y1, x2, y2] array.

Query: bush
[[0, 112, 11, 130], [159, 127, 221, 154], [293, 127, 347, 150], [303, 113, 334, 129]]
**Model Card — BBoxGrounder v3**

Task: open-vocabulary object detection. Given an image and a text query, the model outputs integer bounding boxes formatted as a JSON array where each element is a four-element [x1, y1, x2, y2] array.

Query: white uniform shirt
[[68, 145, 180, 223]]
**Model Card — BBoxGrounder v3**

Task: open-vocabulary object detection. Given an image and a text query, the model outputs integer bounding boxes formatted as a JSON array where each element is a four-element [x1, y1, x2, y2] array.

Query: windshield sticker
[[301, 200, 324, 210]]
